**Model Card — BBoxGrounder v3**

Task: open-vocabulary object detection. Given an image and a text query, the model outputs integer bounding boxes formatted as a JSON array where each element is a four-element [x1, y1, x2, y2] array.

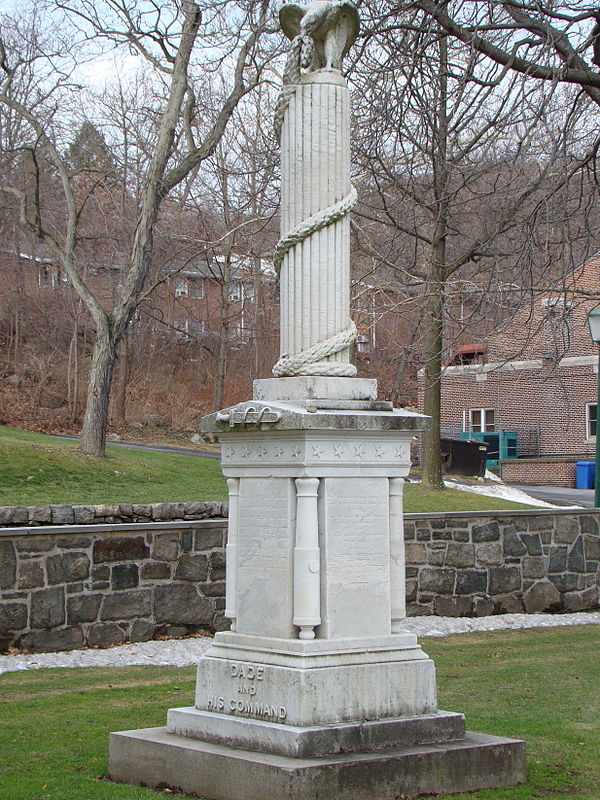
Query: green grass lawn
[[0, 626, 598, 799], [0, 426, 228, 505], [403, 482, 538, 513], [0, 424, 542, 512]]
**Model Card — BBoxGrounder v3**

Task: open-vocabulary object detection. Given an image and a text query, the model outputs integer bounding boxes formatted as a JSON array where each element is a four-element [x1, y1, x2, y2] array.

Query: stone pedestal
[[110, 388, 525, 798]]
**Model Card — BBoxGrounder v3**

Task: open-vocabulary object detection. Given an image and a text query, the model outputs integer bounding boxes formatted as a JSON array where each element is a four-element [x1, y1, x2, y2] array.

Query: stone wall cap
[[405, 508, 600, 520]]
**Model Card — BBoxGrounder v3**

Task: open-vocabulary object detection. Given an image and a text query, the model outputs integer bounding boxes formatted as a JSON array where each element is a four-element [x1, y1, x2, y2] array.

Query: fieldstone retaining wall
[[0, 519, 227, 653], [405, 511, 600, 617], [1, 505, 600, 653]]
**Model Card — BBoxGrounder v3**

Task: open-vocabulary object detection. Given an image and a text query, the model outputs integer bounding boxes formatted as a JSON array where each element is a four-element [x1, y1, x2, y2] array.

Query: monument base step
[[167, 707, 466, 757], [109, 726, 525, 800]]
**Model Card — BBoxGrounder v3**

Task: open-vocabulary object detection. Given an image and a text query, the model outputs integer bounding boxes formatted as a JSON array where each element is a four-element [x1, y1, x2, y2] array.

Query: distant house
[[431, 253, 600, 486]]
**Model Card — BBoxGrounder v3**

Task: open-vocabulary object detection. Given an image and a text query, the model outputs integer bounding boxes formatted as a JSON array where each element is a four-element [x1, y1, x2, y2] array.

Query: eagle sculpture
[[279, 1, 360, 71]]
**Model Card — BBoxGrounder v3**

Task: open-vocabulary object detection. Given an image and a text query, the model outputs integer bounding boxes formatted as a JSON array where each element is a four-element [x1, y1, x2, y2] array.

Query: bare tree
[[351, 4, 597, 487], [0, 0, 274, 455], [412, 0, 600, 107]]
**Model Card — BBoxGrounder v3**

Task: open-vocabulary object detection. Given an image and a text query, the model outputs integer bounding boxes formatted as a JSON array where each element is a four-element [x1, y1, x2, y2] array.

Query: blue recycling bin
[[576, 461, 596, 489]]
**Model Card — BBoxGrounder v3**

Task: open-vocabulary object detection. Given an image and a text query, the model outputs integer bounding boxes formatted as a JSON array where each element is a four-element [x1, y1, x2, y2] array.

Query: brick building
[[429, 254, 600, 486], [1, 239, 410, 424]]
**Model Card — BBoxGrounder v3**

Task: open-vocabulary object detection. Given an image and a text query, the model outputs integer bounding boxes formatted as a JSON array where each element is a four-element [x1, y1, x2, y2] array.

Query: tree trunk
[[253, 260, 264, 379], [421, 17, 448, 490], [390, 351, 408, 408], [113, 333, 129, 425], [70, 318, 80, 426], [421, 263, 445, 489], [80, 330, 117, 457], [214, 282, 229, 412]]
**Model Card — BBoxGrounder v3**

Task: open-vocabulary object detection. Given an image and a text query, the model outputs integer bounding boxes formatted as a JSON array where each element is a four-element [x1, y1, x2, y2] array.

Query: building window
[[586, 403, 597, 438], [356, 334, 370, 353], [173, 319, 189, 335], [541, 297, 573, 357], [174, 277, 188, 297], [38, 266, 50, 288], [228, 322, 242, 340], [228, 281, 241, 302], [189, 277, 204, 298], [190, 319, 205, 335], [447, 343, 487, 366], [469, 408, 495, 433], [242, 281, 255, 302]]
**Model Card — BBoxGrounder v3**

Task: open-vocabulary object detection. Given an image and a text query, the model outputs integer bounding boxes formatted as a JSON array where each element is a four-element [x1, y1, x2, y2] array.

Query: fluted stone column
[[278, 70, 355, 376]]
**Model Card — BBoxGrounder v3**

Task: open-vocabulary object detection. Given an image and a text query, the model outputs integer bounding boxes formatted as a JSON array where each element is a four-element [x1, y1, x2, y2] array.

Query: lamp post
[[587, 309, 600, 507]]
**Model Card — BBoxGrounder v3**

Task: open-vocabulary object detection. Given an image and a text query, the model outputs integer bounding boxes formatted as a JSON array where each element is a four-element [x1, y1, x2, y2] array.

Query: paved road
[[507, 483, 596, 508], [49, 434, 221, 459]]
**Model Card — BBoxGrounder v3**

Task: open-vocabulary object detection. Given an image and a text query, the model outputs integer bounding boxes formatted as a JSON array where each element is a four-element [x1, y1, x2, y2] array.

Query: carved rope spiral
[[273, 321, 358, 377], [273, 41, 358, 378], [273, 185, 357, 277]]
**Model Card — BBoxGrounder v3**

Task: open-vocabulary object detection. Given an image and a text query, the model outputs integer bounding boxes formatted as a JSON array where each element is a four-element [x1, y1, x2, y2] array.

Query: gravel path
[[2, 612, 599, 675]]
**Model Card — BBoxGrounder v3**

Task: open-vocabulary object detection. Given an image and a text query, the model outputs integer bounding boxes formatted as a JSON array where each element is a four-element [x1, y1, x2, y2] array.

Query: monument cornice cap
[[299, 68, 346, 86], [201, 400, 430, 434]]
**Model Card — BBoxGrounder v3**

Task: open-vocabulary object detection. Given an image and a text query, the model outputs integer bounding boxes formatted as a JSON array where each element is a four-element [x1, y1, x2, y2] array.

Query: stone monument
[[109, 3, 525, 797]]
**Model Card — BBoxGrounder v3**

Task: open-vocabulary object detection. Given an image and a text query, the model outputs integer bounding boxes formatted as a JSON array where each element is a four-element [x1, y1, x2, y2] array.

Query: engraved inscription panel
[[235, 477, 295, 638], [199, 660, 288, 721], [320, 477, 391, 638]]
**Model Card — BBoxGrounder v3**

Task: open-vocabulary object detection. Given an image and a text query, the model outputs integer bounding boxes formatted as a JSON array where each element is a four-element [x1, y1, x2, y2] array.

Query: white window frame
[[38, 266, 50, 288], [242, 281, 255, 302], [173, 318, 189, 335], [469, 408, 495, 433], [586, 402, 597, 439], [189, 277, 204, 299], [174, 277, 188, 297], [228, 321, 242, 339], [356, 334, 370, 353], [228, 280, 241, 302]]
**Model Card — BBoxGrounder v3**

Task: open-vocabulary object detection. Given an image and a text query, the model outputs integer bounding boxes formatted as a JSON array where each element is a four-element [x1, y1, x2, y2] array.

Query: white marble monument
[[109, 3, 525, 797]]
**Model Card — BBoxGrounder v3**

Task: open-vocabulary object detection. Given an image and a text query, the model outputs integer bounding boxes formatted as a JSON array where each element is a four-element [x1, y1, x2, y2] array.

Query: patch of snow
[[484, 469, 503, 483], [1, 614, 599, 675], [444, 477, 581, 508]]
